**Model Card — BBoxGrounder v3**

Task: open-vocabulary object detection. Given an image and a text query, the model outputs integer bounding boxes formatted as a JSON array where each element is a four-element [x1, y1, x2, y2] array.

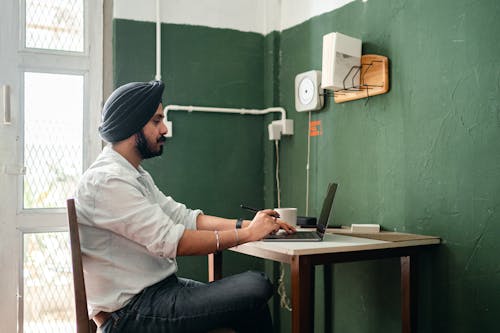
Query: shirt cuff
[[186, 209, 203, 230]]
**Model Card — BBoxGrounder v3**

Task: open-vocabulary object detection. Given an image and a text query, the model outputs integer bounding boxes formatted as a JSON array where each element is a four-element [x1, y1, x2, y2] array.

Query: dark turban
[[99, 80, 165, 143]]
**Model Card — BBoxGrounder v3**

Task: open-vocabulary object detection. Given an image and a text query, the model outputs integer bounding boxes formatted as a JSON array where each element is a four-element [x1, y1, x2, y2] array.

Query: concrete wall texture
[[113, 0, 500, 331]]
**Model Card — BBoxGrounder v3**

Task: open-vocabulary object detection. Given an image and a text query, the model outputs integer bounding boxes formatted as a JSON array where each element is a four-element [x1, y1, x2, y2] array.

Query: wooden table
[[208, 230, 440, 333]]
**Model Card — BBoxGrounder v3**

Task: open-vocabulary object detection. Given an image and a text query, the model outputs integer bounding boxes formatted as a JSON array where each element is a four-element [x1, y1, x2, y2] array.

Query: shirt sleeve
[[147, 174, 202, 231], [91, 175, 200, 258]]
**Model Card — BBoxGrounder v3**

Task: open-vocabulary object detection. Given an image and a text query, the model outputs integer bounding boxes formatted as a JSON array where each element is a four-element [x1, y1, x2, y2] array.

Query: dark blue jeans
[[100, 271, 274, 333]]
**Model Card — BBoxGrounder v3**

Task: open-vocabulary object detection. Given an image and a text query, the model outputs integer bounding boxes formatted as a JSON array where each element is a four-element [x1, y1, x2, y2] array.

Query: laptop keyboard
[[273, 232, 319, 239]]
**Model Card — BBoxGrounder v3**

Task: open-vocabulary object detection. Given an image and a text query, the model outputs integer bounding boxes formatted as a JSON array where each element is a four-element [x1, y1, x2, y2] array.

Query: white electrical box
[[295, 70, 324, 112], [321, 32, 362, 92]]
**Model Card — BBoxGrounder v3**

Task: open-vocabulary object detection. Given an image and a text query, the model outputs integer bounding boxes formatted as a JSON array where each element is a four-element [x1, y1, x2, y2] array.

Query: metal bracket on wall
[[322, 54, 389, 103]]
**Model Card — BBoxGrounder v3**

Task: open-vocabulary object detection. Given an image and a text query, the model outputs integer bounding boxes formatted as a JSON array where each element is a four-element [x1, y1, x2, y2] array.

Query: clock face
[[295, 70, 323, 112], [298, 77, 315, 105]]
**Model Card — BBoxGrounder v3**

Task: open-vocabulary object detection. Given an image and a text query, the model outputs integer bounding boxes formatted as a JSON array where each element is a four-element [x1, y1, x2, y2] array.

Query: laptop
[[263, 183, 338, 242]]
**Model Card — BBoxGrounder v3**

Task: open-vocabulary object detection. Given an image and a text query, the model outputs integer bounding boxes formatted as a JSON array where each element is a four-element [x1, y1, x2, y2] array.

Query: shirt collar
[[103, 145, 147, 179]]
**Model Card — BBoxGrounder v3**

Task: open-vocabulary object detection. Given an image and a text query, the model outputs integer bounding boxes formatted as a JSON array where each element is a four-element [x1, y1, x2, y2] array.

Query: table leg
[[401, 255, 417, 333], [208, 252, 223, 282], [291, 255, 314, 333], [324, 264, 333, 333]]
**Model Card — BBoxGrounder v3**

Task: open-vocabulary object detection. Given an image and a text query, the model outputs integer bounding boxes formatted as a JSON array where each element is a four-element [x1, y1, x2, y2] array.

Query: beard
[[135, 130, 166, 159]]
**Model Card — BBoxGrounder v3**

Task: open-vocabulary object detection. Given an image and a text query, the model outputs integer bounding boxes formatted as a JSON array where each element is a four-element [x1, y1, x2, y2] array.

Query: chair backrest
[[67, 198, 97, 333]]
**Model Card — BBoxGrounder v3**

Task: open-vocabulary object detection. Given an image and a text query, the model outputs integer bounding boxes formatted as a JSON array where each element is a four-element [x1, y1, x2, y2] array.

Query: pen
[[240, 204, 280, 218]]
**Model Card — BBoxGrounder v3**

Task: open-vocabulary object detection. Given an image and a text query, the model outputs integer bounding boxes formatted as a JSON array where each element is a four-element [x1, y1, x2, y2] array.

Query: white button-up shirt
[[75, 146, 202, 318]]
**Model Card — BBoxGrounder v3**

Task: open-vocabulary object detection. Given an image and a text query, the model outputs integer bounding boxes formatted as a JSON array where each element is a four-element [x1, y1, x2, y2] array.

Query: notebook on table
[[262, 183, 338, 242]]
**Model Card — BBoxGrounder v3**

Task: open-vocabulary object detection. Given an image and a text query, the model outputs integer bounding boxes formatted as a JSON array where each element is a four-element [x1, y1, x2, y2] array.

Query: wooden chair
[[67, 199, 97, 333]]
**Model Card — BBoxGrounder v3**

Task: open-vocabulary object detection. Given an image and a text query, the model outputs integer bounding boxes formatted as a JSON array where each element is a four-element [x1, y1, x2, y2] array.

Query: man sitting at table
[[75, 80, 295, 333]]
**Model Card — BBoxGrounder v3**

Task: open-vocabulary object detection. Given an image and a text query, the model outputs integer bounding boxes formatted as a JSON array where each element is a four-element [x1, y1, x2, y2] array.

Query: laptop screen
[[316, 183, 338, 237]]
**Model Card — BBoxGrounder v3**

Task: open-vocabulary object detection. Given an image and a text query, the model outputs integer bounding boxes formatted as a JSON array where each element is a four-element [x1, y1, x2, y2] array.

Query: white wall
[[113, 0, 356, 35], [279, 0, 355, 32]]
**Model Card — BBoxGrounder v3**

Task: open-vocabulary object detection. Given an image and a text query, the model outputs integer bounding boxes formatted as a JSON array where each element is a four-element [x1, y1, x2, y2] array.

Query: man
[[75, 80, 295, 333]]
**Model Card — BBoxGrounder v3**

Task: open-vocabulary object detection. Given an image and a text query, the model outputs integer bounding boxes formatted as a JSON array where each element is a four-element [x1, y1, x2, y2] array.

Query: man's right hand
[[247, 209, 295, 241]]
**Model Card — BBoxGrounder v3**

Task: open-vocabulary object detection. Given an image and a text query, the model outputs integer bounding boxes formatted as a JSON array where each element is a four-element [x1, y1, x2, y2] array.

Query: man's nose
[[161, 120, 168, 135]]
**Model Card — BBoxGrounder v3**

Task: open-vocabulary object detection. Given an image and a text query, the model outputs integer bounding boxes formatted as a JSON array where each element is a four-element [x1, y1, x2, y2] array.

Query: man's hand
[[275, 218, 296, 234], [247, 209, 296, 241]]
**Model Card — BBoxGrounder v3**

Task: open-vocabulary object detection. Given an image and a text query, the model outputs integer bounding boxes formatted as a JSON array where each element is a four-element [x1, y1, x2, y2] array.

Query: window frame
[[19, 0, 90, 56], [15, 0, 102, 215], [12, 1, 103, 330], [17, 68, 90, 214]]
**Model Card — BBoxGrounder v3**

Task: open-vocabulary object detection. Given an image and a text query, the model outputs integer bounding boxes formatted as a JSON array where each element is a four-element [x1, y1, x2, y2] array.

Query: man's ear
[[132, 132, 140, 144], [122, 133, 139, 146], [133, 129, 146, 145]]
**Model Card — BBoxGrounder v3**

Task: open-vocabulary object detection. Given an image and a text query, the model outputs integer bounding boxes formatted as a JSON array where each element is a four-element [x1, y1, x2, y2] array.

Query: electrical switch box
[[321, 32, 362, 91]]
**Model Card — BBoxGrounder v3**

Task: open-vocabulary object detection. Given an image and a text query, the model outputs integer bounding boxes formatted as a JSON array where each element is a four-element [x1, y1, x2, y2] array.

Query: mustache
[[157, 136, 167, 143]]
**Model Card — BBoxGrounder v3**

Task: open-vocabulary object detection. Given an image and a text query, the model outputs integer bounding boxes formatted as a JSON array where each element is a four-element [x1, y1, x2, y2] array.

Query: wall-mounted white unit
[[321, 32, 362, 92], [295, 70, 324, 112]]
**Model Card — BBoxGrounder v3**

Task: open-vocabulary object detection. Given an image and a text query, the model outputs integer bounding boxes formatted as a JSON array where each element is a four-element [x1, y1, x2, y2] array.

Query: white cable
[[306, 111, 311, 215], [278, 263, 292, 311], [275, 139, 281, 208], [274, 139, 292, 311]]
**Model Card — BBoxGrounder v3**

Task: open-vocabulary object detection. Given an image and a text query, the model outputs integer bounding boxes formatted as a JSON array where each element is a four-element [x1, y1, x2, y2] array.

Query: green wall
[[113, 0, 500, 331], [273, 0, 500, 332], [113, 20, 269, 278]]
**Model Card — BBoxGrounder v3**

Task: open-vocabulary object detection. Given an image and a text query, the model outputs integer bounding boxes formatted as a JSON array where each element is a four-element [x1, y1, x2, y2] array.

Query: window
[[22, 232, 75, 333], [25, 0, 84, 52], [23, 72, 84, 209], [3, 1, 103, 332]]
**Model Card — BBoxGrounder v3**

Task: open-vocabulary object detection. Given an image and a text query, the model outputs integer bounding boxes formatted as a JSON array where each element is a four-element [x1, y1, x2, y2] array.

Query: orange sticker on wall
[[309, 120, 322, 137]]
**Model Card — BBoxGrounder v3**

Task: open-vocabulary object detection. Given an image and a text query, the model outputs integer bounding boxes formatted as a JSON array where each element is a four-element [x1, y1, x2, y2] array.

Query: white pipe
[[155, 0, 161, 80], [164, 105, 287, 120], [2, 85, 11, 125]]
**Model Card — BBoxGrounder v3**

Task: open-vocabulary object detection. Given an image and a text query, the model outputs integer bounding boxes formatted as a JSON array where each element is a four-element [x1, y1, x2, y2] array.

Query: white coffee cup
[[274, 208, 297, 226]]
